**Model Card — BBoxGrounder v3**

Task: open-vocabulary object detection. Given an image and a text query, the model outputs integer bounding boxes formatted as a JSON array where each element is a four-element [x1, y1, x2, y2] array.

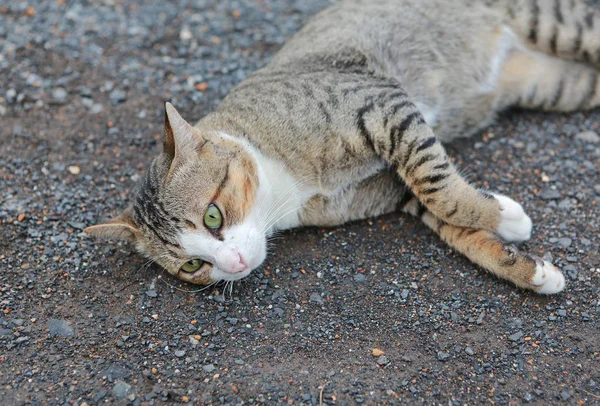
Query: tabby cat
[[86, 0, 600, 294]]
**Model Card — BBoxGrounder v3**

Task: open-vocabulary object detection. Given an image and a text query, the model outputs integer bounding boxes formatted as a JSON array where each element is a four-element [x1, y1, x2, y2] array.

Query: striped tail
[[505, 0, 600, 66]]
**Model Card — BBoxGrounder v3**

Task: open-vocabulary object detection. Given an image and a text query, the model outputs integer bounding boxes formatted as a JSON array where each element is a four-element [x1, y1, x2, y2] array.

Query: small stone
[[194, 82, 209, 91], [180, 26, 193, 41], [174, 350, 185, 358], [371, 348, 385, 357], [234, 359, 244, 365], [437, 351, 450, 361], [558, 238, 572, 248], [17, 213, 26, 222], [52, 87, 67, 102], [68, 165, 81, 175], [67, 221, 85, 230], [145, 290, 158, 298], [508, 331, 523, 342], [377, 356, 389, 365], [561, 391, 571, 400], [465, 347, 474, 356], [109, 89, 127, 105], [47, 318, 74, 337], [538, 188, 561, 200], [354, 273, 366, 283], [112, 380, 132, 399], [309, 292, 323, 304], [90, 103, 103, 114], [557, 309, 567, 317], [575, 131, 600, 144], [6, 88, 17, 103], [202, 364, 215, 373], [523, 393, 535, 402], [0, 105, 7, 116], [563, 265, 578, 280]]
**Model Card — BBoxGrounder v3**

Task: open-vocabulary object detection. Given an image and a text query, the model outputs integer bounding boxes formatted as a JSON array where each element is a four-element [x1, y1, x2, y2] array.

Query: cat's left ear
[[163, 102, 198, 161], [84, 207, 139, 242]]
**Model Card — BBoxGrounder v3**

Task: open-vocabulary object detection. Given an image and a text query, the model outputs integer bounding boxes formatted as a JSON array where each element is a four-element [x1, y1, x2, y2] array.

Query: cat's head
[[85, 103, 268, 285]]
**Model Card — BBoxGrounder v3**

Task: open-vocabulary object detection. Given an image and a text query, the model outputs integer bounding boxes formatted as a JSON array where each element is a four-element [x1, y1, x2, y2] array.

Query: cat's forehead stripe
[[134, 167, 182, 248]]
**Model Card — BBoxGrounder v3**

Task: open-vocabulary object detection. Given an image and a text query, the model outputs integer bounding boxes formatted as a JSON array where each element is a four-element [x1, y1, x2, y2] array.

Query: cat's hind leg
[[400, 193, 565, 294], [500, 47, 600, 112]]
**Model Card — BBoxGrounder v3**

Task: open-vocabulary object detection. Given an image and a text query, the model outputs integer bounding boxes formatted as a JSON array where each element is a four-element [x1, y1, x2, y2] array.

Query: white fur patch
[[493, 193, 532, 242], [531, 259, 566, 295], [222, 132, 315, 233]]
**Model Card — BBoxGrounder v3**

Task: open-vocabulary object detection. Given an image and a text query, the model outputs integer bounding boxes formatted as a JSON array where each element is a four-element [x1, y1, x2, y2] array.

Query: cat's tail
[[399, 192, 566, 294], [502, 0, 600, 67]]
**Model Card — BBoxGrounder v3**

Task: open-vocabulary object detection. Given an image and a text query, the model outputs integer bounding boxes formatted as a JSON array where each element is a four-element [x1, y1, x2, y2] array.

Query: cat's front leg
[[399, 193, 565, 294], [347, 80, 532, 241]]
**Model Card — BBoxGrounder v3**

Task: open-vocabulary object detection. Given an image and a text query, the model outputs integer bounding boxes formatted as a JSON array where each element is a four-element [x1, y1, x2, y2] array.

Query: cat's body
[[87, 0, 600, 294]]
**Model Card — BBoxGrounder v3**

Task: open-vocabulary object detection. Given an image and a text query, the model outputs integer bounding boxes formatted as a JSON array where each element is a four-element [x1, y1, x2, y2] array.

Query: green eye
[[204, 204, 222, 230], [181, 259, 203, 273]]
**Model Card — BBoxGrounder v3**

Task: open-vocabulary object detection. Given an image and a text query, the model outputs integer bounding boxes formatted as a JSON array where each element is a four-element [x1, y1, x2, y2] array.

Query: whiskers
[[256, 174, 319, 236]]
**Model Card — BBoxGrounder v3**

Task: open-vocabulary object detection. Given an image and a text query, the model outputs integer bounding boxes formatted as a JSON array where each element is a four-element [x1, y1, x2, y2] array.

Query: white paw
[[531, 259, 566, 294], [493, 194, 532, 242]]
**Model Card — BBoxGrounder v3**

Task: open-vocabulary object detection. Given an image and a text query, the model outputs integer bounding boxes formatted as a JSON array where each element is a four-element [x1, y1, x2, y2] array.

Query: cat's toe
[[531, 258, 566, 294], [493, 194, 532, 242]]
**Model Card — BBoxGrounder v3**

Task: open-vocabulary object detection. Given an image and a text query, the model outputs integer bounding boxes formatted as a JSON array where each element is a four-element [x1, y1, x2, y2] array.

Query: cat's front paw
[[531, 258, 566, 294], [493, 194, 532, 242]]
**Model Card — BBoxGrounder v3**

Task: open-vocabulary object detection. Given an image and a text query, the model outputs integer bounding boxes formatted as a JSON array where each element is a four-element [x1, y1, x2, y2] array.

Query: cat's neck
[[216, 131, 315, 235]]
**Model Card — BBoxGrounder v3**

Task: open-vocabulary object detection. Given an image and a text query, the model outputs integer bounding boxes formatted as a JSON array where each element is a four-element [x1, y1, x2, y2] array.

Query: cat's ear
[[163, 102, 197, 160], [84, 207, 139, 242]]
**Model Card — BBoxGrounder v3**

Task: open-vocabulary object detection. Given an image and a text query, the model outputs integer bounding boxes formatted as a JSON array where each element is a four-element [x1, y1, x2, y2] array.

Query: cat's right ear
[[163, 102, 196, 161], [84, 207, 139, 242]]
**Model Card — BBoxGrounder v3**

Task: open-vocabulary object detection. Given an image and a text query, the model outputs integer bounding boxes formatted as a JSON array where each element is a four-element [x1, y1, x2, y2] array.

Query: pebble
[[563, 265, 578, 280], [174, 350, 186, 358], [112, 380, 132, 399], [202, 364, 216, 373], [557, 238, 572, 248], [309, 292, 323, 304], [377, 356, 389, 365], [354, 273, 366, 283], [68, 165, 81, 175], [508, 331, 523, 342], [109, 89, 127, 105], [575, 130, 600, 144], [371, 348, 384, 357], [52, 87, 67, 102], [538, 188, 561, 200], [437, 351, 450, 361], [6, 88, 17, 102], [47, 318, 74, 337], [90, 103, 103, 114], [464, 347, 474, 356]]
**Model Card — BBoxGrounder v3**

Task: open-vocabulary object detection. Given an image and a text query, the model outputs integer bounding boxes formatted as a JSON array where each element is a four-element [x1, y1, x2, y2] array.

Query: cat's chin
[[210, 267, 254, 282]]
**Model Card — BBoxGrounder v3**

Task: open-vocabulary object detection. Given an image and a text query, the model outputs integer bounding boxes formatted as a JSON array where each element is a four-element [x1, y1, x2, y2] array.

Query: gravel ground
[[1, 1, 600, 405]]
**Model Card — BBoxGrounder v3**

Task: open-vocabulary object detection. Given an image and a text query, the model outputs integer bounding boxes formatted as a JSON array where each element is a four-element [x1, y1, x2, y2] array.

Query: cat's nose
[[232, 253, 248, 273]]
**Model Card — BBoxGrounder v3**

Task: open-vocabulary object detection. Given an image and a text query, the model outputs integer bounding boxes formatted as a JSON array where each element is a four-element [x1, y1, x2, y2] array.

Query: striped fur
[[84, 0, 600, 293]]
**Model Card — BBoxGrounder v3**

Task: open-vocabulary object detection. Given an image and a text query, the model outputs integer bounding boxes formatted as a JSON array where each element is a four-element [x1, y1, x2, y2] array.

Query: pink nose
[[231, 253, 248, 273]]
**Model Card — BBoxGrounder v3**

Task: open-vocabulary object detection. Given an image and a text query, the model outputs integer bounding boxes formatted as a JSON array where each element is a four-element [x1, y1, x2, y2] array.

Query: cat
[[85, 0, 600, 294]]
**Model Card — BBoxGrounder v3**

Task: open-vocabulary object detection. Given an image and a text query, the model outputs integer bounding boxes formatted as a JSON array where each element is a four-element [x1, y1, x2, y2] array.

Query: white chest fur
[[221, 133, 315, 234]]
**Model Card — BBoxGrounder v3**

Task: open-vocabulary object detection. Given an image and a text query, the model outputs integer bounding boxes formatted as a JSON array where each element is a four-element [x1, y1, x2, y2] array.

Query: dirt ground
[[1, 1, 599, 405]]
